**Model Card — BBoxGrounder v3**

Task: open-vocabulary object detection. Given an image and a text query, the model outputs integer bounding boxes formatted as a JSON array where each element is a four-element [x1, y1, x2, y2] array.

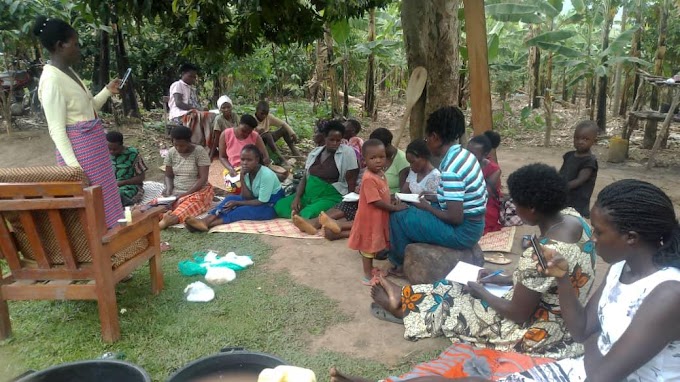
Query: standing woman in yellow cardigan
[[34, 16, 124, 228]]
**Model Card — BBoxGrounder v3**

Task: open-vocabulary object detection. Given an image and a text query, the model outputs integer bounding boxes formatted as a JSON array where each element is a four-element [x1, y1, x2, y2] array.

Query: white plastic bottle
[[124, 206, 133, 223]]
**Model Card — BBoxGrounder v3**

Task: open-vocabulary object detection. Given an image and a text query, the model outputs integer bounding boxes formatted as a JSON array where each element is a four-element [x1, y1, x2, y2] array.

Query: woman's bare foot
[[184, 217, 209, 232], [371, 277, 403, 316], [292, 214, 318, 235], [159, 213, 179, 230], [330, 367, 372, 382], [319, 211, 342, 234], [324, 228, 349, 241]]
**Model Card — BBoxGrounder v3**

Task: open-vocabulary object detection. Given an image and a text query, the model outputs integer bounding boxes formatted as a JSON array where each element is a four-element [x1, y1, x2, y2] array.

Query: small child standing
[[559, 120, 599, 218], [348, 139, 407, 285]]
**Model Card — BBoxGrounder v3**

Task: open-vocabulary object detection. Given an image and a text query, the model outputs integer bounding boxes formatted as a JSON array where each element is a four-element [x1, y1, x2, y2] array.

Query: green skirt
[[274, 175, 342, 219]]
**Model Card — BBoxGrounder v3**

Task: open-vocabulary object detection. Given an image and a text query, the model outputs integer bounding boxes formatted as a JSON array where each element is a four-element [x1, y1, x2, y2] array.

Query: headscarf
[[217, 95, 232, 109]]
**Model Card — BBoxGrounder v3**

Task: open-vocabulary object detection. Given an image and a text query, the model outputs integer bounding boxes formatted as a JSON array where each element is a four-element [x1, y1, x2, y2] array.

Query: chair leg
[[149, 253, 164, 295], [96, 282, 120, 343], [0, 296, 11, 340]]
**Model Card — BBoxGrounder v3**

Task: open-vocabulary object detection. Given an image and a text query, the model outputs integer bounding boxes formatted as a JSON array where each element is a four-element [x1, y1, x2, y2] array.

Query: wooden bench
[[0, 167, 165, 342]]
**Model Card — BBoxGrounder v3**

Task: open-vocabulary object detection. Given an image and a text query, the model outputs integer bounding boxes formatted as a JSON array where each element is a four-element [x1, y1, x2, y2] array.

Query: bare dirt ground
[[1, 95, 679, 370]]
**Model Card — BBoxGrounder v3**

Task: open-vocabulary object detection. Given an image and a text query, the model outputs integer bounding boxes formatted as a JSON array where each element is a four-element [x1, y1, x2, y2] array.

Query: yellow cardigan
[[38, 64, 112, 167]]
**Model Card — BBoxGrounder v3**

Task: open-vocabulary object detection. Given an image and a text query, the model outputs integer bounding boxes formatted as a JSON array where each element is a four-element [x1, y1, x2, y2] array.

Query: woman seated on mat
[[218, 114, 271, 194], [317, 138, 440, 241], [209, 95, 239, 158], [293, 126, 409, 237], [158, 126, 214, 230], [467, 130, 503, 235], [332, 179, 680, 382], [367, 163, 595, 359], [184, 144, 284, 232], [275, 120, 359, 225], [385, 107, 487, 276]]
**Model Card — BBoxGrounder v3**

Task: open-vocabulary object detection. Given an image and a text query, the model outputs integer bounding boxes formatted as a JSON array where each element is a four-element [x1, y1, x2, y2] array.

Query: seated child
[[106, 131, 148, 206], [467, 130, 503, 234], [343, 119, 365, 167], [348, 139, 407, 285], [401, 139, 441, 195], [559, 120, 598, 218]]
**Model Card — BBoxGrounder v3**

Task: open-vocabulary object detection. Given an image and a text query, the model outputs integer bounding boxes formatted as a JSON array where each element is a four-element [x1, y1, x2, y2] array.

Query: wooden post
[[463, 0, 493, 137], [646, 88, 680, 169]]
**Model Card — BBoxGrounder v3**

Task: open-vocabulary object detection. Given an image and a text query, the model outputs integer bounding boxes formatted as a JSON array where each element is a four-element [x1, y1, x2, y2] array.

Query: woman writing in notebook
[[369, 164, 596, 359]]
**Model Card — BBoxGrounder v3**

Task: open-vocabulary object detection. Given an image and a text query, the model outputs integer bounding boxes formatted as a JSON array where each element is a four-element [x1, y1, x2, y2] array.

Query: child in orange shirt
[[348, 139, 407, 285]]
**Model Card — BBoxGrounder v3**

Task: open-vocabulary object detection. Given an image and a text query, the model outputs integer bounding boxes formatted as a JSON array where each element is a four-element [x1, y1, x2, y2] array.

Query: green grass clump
[[0, 231, 430, 382]]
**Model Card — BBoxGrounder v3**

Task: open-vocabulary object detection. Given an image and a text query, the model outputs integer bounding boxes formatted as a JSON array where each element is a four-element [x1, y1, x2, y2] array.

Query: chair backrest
[[0, 167, 104, 279]]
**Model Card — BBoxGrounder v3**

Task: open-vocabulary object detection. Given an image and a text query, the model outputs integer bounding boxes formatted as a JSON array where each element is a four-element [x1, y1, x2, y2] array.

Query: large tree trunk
[[92, 13, 111, 113], [424, 0, 460, 117], [596, 1, 616, 134], [364, 8, 376, 117], [543, 52, 554, 146], [113, 20, 140, 118], [642, 0, 669, 149], [401, 0, 431, 140]]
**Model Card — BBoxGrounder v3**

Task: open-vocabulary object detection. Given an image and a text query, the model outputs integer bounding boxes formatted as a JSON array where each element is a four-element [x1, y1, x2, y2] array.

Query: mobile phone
[[119, 68, 132, 89], [530, 235, 548, 270]]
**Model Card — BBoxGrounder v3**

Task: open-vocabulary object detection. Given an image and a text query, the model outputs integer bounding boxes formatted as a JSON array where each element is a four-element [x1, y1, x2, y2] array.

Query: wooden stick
[[646, 89, 680, 169]]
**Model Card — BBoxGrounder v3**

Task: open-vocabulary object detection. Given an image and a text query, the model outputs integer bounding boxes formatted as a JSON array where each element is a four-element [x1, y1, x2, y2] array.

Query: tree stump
[[403, 243, 483, 284]]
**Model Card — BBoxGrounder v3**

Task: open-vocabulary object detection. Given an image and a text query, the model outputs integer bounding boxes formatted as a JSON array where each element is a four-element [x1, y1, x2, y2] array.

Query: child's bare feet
[[292, 214, 318, 235], [329, 367, 373, 382], [319, 211, 342, 233], [184, 217, 209, 232]]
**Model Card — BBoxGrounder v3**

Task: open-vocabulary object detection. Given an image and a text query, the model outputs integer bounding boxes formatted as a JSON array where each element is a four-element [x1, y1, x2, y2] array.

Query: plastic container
[[607, 136, 628, 163], [167, 347, 287, 382], [14, 360, 150, 382]]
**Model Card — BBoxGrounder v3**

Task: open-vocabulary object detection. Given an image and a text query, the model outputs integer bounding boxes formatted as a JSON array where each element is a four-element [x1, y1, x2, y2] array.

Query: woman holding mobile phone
[[34, 15, 124, 228], [368, 164, 596, 360]]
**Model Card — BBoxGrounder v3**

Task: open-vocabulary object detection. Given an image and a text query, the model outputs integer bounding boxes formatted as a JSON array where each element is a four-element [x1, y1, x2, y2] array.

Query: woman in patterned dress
[[370, 164, 596, 359]]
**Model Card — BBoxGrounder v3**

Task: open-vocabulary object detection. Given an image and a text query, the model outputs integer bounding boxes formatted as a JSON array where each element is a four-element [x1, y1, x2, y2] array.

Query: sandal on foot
[[361, 277, 376, 286], [370, 302, 403, 324], [484, 252, 512, 265]]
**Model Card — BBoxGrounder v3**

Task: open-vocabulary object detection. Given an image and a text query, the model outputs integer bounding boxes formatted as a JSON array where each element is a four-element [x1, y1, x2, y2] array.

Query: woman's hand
[[466, 281, 487, 300], [392, 201, 408, 212], [291, 196, 302, 215], [477, 269, 508, 285], [419, 191, 438, 202], [535, 245, 569, 278], [413, 196, 432, 211], [223, 200, 241, 211], [106, 79, 121, 94]]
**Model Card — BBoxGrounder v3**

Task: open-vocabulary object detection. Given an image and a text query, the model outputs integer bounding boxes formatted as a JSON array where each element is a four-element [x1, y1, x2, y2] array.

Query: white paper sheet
[[342, 192, 360, 202], [395, 193, 422, 203], [445, 261, 483, 284]]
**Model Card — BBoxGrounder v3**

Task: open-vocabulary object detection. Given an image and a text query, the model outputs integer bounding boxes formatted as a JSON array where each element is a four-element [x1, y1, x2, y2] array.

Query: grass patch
[[0, 231, 427, 381]]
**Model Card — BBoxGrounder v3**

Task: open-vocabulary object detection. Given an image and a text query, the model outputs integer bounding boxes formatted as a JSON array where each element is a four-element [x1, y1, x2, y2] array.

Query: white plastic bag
[[205, 267, 236, 285], [184, 281, 215, 302]]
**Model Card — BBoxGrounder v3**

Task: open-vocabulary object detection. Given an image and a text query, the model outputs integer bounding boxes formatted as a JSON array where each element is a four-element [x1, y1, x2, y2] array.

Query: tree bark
[[642, 0, 669, 149], [113, 20, 140, 118], [544, 52, 554, 146], [401, 0, 431, 141], [620, 0, 643, 116], [529, 26, 541, 109], [364, 8, 376, 117], [93, 13, 111, 113], [611, 6, 627, 114], [342, 52, 349, 117], [323, 25, 341, 116], [596, 1, 616, 134]]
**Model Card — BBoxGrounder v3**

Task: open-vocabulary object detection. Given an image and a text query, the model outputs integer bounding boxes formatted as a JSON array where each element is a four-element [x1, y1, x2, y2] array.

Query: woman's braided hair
[[595, 179, 680, 269]]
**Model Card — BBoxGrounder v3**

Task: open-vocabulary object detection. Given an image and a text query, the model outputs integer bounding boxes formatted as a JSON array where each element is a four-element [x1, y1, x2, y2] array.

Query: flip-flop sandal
[[370, 302, 403, 324], [386, 266, 405, 278], [484, 252, 513, 265]]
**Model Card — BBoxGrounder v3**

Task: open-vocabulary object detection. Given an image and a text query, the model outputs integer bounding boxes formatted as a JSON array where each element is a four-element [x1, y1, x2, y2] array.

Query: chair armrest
[[101, 207, 164, 244]]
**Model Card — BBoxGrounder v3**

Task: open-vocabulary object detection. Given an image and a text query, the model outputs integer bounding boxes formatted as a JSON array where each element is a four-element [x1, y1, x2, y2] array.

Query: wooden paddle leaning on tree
[[393, 67, 427, 147]]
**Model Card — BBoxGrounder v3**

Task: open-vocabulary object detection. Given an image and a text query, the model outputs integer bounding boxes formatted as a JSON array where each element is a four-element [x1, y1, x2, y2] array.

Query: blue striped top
[[437, 144, 488, 216]]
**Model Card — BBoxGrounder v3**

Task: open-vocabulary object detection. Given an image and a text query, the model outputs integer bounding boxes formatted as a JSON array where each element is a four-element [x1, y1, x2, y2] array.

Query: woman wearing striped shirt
[[387, 106, 487, 274]]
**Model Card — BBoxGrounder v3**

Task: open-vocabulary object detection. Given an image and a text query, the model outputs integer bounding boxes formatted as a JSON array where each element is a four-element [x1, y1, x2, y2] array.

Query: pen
[[479, 269, 504, 281]]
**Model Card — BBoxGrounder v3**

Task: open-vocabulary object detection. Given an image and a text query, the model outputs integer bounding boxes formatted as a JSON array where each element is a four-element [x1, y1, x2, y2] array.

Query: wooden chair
[[0, 166, 165, 343]]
